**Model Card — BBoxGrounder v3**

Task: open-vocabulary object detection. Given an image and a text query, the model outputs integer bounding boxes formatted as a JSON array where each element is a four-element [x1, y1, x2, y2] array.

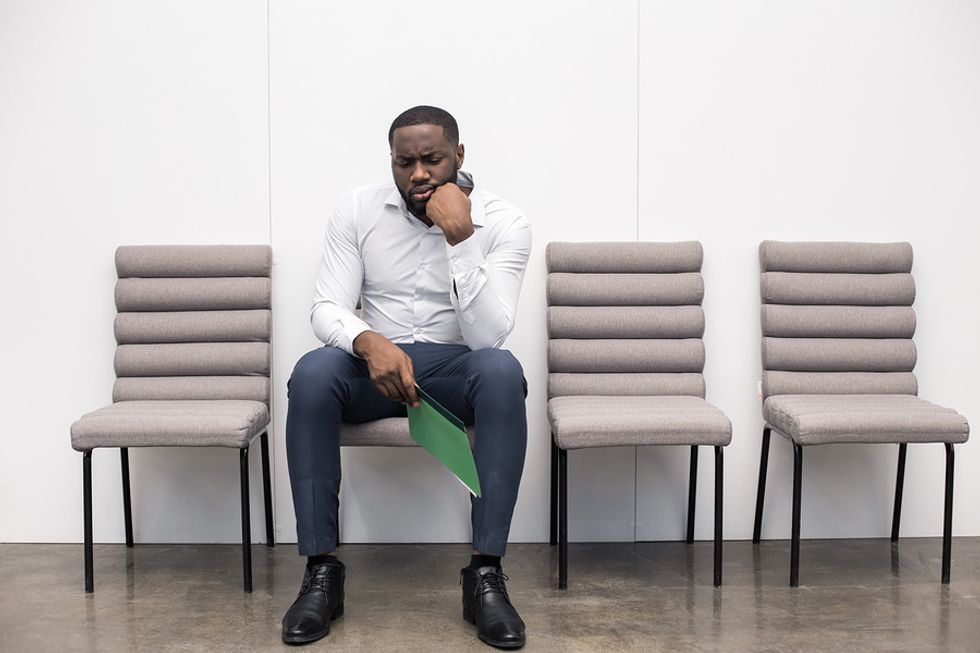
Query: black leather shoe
[[281, 558, 346, 645], [461, 565, 526, 649]]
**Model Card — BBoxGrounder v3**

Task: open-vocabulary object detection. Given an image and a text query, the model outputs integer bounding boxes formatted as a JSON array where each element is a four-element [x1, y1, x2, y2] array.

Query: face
[[390, 123, 464, 219]]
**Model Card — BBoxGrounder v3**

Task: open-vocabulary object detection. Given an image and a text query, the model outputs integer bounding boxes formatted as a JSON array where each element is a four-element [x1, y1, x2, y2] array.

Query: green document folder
[[407, 384, 482, 497]]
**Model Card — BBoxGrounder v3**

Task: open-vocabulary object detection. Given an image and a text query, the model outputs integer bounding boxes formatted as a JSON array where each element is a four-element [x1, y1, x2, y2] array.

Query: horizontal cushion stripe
[[547, 306, 704, 339], [549, 396, 731, 449], [115, 245, 272, 278], [761, 272, 915, 306], [548, 373, 705, 398], [762, 337, 916, 372], [113, 376, 270, 403], [115, 343, 269, 377], [115, 278, 272, 311], [546, 241, 703, 273], [761, 305, 915, 338], [759, 241, 913, 273], [549, 339, 705, 373], [762, 371, 918, 397], [763, 394, 969, 445], [70, 400, 269, 450], [114, 310, 271, 344], [548, 273, 704, 306]]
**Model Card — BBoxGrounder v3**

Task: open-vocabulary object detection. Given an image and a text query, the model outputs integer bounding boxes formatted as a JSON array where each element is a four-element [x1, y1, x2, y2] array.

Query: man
[[281, 105, 531, 649]]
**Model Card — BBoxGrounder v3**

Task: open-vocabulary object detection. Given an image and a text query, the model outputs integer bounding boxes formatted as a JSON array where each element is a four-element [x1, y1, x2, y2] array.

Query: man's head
[[389, 105, 464, 219]]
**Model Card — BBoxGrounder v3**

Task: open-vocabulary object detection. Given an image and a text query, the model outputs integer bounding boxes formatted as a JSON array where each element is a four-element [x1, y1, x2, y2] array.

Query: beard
[[399, 162, 459, 219]]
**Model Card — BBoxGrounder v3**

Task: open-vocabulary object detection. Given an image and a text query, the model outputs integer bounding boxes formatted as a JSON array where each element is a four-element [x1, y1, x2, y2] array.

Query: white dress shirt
[[311, 171, 531, 354]]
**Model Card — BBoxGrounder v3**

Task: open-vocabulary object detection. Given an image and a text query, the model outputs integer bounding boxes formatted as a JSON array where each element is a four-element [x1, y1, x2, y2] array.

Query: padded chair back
[[111, 245, 272, 406], [759, 241, 917, 399], [546, 242, 706, 399]]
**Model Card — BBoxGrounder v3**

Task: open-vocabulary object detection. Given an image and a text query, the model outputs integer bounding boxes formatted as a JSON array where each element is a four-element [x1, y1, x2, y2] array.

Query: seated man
[[281, 105, 532, 649]]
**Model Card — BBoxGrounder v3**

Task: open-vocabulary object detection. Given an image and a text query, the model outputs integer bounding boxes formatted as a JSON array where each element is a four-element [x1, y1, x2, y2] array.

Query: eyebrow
[[393, 148, 443, 159]]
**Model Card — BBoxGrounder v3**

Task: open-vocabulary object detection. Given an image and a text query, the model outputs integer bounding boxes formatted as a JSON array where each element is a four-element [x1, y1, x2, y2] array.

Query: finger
[[381, 373, 411, 406], [387, 380, 412, 406], [373, 378, 395, 403], [401, 369, 419, 408]]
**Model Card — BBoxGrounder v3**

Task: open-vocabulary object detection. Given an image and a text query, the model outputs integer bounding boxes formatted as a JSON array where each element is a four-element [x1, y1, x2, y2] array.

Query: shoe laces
[[298, 564, 339, 597], [473, 569, 511, 602]]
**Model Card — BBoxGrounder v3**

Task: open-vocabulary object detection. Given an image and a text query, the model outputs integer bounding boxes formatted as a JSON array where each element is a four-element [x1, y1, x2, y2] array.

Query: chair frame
[[751, 425, 955, 586], [81, 431, 275, 593], [550, 439, 724, 589]]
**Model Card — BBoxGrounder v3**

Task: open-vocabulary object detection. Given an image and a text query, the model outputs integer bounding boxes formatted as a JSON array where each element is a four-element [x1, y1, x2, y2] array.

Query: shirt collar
[[384, 169, 485, 228]]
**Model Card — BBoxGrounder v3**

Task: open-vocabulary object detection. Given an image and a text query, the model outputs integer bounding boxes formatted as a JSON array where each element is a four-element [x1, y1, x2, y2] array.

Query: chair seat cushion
[[547, 396, 732, 450], [340, 418, 476, 447], [70, 400, 270, 450], [764, 394, 970, 445]]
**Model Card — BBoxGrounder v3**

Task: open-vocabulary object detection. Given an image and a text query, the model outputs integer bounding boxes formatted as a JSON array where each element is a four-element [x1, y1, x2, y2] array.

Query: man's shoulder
[[477, 188, 529, 230]]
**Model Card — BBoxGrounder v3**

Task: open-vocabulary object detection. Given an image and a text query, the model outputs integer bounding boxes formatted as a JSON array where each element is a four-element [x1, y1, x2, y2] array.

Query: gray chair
[[70, 245, 275, 593], [546, 241, 732, 589], [751, 241, 970, 586]]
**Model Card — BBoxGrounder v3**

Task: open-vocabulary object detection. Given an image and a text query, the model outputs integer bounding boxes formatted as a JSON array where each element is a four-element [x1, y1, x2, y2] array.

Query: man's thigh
[[291, 345, 404, 423], [411, 345, 525, 424]]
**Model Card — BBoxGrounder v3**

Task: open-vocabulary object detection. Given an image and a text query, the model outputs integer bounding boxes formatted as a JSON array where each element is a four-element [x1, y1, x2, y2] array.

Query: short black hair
[[388, 105, 459, 148]]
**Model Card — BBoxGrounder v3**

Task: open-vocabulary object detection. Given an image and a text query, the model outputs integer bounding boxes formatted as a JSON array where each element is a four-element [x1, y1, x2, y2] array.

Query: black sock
[[308, 553, 337, 567], [469, 554, 501, 569]]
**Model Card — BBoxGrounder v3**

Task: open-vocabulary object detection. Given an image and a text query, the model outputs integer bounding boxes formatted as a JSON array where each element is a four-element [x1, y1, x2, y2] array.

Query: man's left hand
[[426, 183, 474, 246]]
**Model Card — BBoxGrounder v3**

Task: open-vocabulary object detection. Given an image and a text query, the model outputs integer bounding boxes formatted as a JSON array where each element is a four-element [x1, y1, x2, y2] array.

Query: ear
[[456, 143, 465, 168]]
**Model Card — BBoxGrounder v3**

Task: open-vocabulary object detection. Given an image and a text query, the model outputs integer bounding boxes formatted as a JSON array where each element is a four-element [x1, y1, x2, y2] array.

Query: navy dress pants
[[286, 343, 528, 557]]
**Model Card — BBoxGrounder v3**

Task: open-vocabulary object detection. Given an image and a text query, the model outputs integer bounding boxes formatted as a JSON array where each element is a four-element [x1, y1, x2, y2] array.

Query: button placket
[[412, 238, 427, 338]]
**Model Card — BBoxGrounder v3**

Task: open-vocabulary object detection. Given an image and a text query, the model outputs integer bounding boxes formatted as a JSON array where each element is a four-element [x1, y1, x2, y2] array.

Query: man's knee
[[288, 347, 353, 399], [469, 349, 526, 394]]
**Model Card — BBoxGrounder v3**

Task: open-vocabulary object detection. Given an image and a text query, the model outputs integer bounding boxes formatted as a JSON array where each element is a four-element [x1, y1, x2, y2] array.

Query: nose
[[410, 161, 429, 184]]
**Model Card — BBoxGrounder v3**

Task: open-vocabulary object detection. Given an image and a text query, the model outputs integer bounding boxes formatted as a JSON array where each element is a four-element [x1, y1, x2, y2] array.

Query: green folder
[[407, 384, 482, 497]]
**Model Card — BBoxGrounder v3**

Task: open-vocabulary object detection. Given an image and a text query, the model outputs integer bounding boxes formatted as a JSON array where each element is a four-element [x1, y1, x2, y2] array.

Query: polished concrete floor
[[1, 538, 979, 652]]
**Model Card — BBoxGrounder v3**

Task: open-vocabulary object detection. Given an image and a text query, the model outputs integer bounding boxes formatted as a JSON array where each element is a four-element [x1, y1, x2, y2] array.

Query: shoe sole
[[463, 608, 525, 650], [282, 603, 344, 645]]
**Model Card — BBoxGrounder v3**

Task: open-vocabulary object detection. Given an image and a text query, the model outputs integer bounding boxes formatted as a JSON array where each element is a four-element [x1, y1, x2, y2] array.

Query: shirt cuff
[[342, 321, 372, 356], [446, 234, 484, 276]]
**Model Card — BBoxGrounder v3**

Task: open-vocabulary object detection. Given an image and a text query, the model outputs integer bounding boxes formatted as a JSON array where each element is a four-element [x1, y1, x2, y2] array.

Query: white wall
[[1, 1, 978, 546], [0, 0, 271, 543]]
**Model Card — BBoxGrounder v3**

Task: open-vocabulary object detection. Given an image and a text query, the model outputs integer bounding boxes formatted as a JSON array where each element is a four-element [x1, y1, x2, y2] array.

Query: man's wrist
[[353, 330, 384, 358], [444, 224, 475, 247]]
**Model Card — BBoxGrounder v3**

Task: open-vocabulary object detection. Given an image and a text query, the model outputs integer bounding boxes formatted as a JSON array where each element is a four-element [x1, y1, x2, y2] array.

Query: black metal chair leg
[[558, 447, 568, 590], [120, 448, 134, 548], [83, 451, 93, 593], [714, 446, 724, 587], [687, 445, 698, 544], [240, 446, 252, 593], [550, 436, 558, 546], [790, 442, 803, 587], [753, 426, 771, 544], [891, 443, 907, 542], [942, 443, 954, 584], [260, 432, 275, 547]]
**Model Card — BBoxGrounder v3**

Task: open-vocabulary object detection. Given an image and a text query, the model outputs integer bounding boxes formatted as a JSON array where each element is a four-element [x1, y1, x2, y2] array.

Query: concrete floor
[[1, 539, 979, 652]]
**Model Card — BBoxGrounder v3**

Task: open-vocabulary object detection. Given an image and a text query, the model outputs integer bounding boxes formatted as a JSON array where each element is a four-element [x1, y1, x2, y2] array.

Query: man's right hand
[[352, 331, 420, 408]]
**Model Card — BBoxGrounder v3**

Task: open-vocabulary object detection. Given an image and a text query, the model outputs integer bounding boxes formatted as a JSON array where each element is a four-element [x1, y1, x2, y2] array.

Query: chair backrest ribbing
[[111, 245, 272, 405], [759, 240, 918, 399], [546, 241, 707, 399]]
